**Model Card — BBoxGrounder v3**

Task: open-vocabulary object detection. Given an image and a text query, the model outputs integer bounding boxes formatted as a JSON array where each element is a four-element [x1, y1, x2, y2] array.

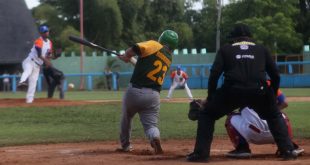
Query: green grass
[[2, 88, 310, 100], [0, 101, 309, 147], [0, 88, 309, 146]]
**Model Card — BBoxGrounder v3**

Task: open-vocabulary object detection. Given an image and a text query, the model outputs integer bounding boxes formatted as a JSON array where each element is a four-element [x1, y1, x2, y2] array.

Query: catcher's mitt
[[188, 99, 204, 121]]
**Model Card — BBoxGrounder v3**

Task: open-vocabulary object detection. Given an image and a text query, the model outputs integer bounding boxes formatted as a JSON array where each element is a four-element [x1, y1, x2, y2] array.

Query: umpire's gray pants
[[120, 84, 160, 148]]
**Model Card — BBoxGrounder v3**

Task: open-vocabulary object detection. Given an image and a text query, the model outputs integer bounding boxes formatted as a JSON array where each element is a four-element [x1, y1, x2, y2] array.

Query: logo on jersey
[[235, 54, 255, 60], [240, 45, 249, 50]]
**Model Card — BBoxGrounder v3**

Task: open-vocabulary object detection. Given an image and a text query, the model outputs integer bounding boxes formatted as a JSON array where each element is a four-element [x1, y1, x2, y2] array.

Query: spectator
[[2, 72, 10, 92], [104, 67, 113, 90]]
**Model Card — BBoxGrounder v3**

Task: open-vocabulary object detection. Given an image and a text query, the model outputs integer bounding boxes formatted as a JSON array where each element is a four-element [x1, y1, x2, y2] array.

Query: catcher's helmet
[[158, 30, 178, 50], [39, 25, 49, 33]]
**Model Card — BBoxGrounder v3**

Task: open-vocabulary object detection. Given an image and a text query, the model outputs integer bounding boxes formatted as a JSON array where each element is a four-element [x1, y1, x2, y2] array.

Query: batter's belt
[[131, 83, 160, 93]]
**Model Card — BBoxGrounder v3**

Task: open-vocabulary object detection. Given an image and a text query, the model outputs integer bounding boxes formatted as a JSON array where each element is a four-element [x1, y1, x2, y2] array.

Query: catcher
[[166, 65, 193, 100], [225, 87, 304, 158]]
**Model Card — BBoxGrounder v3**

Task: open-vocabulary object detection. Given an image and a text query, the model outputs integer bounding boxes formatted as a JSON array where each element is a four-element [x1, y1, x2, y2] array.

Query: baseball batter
[[117, 30, 178, 154], [166, 65, 193, 100], [225, 89, 304, 158], [18, 25, 52, 103]]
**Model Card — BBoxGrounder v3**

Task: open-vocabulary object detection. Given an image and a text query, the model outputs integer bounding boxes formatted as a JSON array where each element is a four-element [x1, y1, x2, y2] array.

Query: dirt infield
[[1, 96, 309, 108], [0, 139, 309, 165], [0, 98, 309, 164]]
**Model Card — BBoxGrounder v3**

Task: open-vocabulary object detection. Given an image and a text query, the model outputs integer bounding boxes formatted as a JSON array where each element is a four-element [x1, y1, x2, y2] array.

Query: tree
[[118, 0, 145, 45], [58, 26, 80, 52], [40, 0, 123, 49], [296, 0, 310, 45], [221, 0, 302, 54]]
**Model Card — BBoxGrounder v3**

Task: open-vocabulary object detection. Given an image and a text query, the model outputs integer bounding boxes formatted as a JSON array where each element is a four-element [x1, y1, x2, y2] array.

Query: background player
[[166, 65, 193, 100], [225, 84, 304, 158], [18, 25, 52, 103], [43, 48, 65, 99], [117, 30, 178, 154]]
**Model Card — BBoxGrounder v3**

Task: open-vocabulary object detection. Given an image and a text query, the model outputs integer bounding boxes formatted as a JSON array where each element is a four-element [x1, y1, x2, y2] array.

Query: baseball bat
[[68, 35, 136, 65]]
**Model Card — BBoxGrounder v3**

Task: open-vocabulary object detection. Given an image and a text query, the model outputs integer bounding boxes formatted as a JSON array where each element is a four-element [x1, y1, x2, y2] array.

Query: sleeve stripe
[[34, 38, 43, 48], [137, 40, 163, 58]]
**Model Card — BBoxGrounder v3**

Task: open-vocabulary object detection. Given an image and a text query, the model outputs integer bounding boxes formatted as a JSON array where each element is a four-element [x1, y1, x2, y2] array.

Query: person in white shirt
[[166, 65, 193, 100], [18, 25, 52, 103], [2, 72, 10, 92]]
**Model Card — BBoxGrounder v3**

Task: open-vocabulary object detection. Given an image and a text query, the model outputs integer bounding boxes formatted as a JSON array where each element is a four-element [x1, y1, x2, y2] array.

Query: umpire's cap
[[227, 23, 252, 39]]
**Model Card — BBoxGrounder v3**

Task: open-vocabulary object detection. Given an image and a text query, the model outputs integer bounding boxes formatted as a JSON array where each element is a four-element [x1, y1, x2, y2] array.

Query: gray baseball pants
[[120, 84, 160, 148]]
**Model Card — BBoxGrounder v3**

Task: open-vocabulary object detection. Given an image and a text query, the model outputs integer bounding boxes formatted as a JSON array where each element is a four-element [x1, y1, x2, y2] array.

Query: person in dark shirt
[[187, 23, 297, 162], [43, 48, 65, 99]]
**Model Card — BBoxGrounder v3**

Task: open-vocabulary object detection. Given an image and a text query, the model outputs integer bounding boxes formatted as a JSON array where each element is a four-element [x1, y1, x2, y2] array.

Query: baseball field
[[0, 88, 309, 165]]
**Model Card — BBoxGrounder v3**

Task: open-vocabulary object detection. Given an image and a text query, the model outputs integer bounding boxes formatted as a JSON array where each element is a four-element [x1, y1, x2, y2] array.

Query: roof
[[0, 0, 38, 64]]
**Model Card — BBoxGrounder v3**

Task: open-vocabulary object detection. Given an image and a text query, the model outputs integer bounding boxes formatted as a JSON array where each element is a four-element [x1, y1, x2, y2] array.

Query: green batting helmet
[[158, 30, 178, 50]]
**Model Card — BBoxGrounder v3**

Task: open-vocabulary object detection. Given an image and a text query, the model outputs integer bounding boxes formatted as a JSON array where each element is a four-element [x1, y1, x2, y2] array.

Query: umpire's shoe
[[186, 152, 209, 162], [280, 150, 298, 160], [150, 138, 163, 154]]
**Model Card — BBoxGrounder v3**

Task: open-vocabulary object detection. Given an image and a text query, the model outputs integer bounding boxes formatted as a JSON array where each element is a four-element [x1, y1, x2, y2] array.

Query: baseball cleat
[[226, 148, 252, 158], [186, 152, 209, 162], [294, 148, 305, 156], [280, 150, 298, 160], [17, 82, 28, 90], [150, 138, 163, 154], [115, 145, 133, 152]]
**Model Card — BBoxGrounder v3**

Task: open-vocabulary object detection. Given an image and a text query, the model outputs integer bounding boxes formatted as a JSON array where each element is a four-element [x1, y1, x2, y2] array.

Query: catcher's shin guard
[[282, 112, 293, 139], [225, 113, 249, 149]]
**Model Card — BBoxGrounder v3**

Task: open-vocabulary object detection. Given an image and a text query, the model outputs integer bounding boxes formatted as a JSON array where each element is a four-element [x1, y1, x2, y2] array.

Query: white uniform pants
[[20, 57, 41, 103], [167, 82, 193, 99]]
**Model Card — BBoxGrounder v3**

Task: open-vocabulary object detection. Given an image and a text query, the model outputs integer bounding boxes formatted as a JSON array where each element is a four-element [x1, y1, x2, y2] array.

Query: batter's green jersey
[[130, 40, 173, 92]]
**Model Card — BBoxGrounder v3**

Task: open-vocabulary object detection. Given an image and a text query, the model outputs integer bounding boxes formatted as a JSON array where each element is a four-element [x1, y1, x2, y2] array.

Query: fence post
[[37, 75, 42, 92], [64, 79, 68, 91], [87, 75, 92, 90], [12, 75, 17, 93], [112, 73, 117, 91]]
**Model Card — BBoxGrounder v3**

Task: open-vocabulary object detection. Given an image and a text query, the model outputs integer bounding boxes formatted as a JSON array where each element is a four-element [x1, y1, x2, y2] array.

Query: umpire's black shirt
[[208, 39, 280, 100]]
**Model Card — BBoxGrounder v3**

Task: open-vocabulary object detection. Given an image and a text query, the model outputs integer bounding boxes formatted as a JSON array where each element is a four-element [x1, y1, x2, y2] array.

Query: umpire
[[43, 49, 65, 99], [187, 23, 297, 162]]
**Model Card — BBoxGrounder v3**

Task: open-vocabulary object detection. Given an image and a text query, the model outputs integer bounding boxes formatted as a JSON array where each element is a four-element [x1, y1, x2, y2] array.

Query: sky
[[25, 0, 40, 9]]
